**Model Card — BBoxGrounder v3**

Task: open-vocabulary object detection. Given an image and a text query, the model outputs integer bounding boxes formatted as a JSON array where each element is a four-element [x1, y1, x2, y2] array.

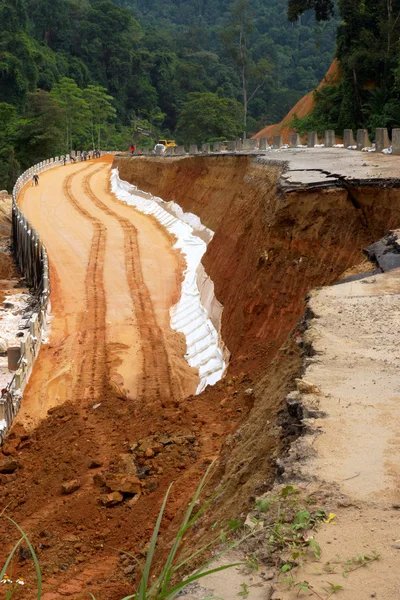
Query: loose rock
[[295, 378, 321, 394], [100, 491, 124, 507], [105, 474, 142, 495], [61, 479, 81, 495]]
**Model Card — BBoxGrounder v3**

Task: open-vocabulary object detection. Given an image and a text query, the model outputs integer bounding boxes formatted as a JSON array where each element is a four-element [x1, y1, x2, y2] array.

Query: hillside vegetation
[[288, 0, 400, 135], [0, 0, 336, 189]]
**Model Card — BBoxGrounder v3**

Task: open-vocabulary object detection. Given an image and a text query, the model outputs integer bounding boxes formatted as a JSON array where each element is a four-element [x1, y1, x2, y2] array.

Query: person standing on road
[[32, 174, 39, 186]]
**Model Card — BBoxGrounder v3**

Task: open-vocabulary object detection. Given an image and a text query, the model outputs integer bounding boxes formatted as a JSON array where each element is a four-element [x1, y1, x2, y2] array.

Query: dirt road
[[18, 157, 197, 424], [0, 157, 250, 599]]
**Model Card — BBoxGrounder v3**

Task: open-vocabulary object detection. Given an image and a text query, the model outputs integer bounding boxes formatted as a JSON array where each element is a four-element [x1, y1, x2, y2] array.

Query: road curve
[[17, 157, 197, 425]]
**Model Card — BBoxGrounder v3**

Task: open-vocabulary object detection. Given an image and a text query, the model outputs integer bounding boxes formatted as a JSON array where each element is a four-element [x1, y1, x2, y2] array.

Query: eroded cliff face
[[114, 156, 375, 378], [113, 154, 395, 522]]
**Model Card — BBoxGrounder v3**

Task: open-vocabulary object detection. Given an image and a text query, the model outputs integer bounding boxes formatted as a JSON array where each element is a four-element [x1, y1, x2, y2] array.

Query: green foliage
[[287, 0, 335, 22], [290, 84, 342, 135], [0, 0, 338, 189], [293, 0, 400, 135], [176, 92, 243, 144]]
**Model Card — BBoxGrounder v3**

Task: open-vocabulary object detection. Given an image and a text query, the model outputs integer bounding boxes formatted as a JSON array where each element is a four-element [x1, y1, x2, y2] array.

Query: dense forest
[[289, 0, 400, 136], [0, 0, 337, 189]]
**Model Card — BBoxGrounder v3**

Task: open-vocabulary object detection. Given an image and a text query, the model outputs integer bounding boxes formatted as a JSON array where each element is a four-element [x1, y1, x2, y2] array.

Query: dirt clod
[[0, 458, 19, 473], [100, 491, 124, 507], [61, 479, 81, 495]]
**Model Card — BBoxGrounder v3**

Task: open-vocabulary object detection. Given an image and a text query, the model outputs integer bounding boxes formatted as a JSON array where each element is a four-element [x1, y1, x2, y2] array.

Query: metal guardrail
[[0, 157, 62, 444], [0, 152, 116, 444]]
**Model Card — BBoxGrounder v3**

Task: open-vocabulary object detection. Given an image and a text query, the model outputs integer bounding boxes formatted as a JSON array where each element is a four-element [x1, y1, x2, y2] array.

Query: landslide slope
[[252, 60, 341, 143]]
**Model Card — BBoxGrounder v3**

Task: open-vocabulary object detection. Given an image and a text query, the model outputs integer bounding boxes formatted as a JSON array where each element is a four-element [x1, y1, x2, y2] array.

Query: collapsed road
[[2, 149, 400, 598]]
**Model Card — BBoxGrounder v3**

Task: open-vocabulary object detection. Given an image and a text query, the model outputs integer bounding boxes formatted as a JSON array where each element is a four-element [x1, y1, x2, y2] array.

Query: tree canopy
[[290, 0, 400, 136], [0, 0, 337, 189]]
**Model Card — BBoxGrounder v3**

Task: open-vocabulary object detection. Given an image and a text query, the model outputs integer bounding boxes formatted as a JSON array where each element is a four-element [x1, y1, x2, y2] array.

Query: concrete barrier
[[227, 141, 236, 151], [273, 135, 283, 149], [165, 146, 175, 156], [290, 133, 301, 148], [175, 146, 185, 155], [189, 144, 198, 154], [201, 143, 211, 153], [392, 129, 400, 155], [375, 128, 391, 153], [307, 132, 320, 148], [259, 138, 269, 150], [324, 130, 336, 148], [344, 129, 356, 148], [235, 139, 243, 151], [213, 142, 222, 152], [243, 139, 257, 151], [357, 129, 372, 151]]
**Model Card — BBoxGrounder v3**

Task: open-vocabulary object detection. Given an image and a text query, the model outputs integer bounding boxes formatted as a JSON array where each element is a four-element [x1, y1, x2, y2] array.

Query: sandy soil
[[273, 269, 400, 600], [17, 157, 197, 425]]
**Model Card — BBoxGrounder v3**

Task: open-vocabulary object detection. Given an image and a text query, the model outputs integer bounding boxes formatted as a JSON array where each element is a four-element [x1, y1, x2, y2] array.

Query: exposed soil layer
[[113, 154, 400, 523], [2, 154, 400, 598]]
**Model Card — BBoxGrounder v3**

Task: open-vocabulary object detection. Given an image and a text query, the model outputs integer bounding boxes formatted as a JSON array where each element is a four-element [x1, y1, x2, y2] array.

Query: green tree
[[15, 91, 65, 168], [50, 77, 90, 152], [221, 0, 273, 139], [175, 92, 243, 144], [82, 85, 116, 150], [0, 103, 20, 190], [287, 0, 334, 21]]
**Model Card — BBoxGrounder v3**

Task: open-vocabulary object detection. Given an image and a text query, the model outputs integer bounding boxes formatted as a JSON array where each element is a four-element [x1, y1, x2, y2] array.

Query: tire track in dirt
[[82, 165, 175, 403], [63, 166, 108, 402]]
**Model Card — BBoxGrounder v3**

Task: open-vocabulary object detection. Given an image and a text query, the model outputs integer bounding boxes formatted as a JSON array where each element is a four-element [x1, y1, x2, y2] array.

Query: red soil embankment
[[3, 155, 400, 599], [114, 154, 398, 523], [252, 59, 341, 143]]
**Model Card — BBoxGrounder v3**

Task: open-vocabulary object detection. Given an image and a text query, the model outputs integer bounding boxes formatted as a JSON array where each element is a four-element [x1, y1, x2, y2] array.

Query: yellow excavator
[[158, 139, 177, 148]]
